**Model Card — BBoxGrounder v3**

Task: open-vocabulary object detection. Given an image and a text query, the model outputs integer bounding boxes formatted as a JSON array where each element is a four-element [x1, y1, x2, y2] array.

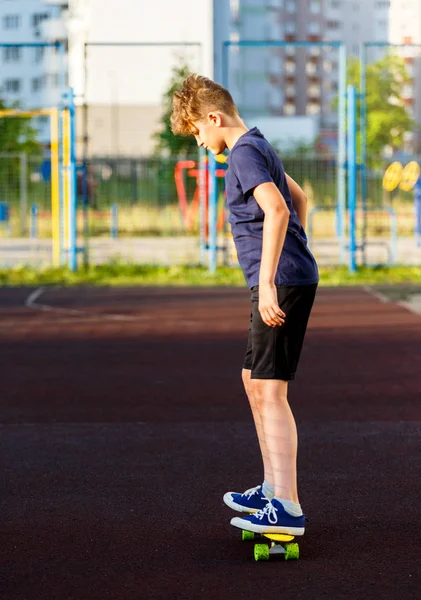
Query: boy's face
[[191, 112, 227, 155]]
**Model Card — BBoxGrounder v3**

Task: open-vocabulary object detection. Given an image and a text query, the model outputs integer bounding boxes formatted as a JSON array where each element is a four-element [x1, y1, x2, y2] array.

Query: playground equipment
[[175, 155, 227, 235], [0, 88, 78, 269]]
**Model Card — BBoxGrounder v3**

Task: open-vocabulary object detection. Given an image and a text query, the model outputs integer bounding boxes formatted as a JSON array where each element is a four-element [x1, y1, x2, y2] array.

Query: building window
[[310, 0, 321, 14], [285, 60, 296, 74], [352, 23, 360, 31], [3, 15, 21, 29], [307, 103, 321, 115], [285, 84, 296, 96], [34, 46, 45, 63], [308, 84, 321, 97], [51, 73, 60, 88], [327, 21, 340, 30], [376, 1, 390, 7], [4, 79, 21, 93], [284, 103, 296, 116], [32, 13, 50, 27], [285, 1, 296, 13], [3, 46, 21, 62], [352, 43, 359, 55], [378, 20, 387, 27], [331, 0, 341, 6], [308, 22, 321, 35], [352, 2, 360, 10], [310, 47, 322, 57], [285, 22, 296, 34], [306, 62, 318, 75], [32, 77, 43, 92]]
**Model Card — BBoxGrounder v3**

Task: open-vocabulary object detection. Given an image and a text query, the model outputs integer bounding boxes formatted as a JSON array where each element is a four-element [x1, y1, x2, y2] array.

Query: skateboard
[[241, 529, 299, 561]]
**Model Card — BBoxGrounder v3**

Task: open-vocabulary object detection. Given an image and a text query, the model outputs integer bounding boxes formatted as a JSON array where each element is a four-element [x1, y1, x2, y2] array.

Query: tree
[[0, 98, 43, 201], [346, 54, 417, 159], [152, 61, 198, 158], [0, 98, 42, 155]]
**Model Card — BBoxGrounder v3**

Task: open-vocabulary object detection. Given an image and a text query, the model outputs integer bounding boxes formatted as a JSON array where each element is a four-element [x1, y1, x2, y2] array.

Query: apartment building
[[0, 0, 66, 109], [389, 0, 421, 150], [229, 0, 392, 133], [0, 0, 222, 155]]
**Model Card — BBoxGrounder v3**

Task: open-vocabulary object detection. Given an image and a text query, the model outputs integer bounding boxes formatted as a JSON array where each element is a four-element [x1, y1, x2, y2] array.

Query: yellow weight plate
[[400, 161, 421, 192], [383, 161, 403, 191]]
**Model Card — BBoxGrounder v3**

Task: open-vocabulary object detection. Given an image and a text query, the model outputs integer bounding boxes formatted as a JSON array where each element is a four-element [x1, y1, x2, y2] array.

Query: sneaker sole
[[223, 492, 260, 513], [230, 516, 305, 536]]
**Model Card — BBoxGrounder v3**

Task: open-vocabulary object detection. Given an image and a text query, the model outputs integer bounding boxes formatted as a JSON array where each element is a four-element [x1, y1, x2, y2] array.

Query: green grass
[[1, 263, 421, 289]]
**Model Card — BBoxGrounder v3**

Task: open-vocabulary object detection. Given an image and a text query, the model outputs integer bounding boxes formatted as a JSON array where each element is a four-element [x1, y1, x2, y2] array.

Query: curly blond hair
[[171, 74, 238, 136]]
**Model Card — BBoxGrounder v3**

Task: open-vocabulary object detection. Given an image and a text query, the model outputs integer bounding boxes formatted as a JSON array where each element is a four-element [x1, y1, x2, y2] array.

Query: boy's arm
[[285, 173, 307, 230], [254, 182, 290, 328]]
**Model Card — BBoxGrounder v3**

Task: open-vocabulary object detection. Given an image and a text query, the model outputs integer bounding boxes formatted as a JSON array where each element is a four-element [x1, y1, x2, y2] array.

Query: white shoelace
[[241, 485, 261, 499], [255, 502, 278, 524]]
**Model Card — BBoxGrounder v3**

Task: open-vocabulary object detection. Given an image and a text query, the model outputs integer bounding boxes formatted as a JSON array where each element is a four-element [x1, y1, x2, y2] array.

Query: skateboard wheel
[[242, 530, 255, 541], [284, 542, 299, 560], [254, 543, 270, 561]]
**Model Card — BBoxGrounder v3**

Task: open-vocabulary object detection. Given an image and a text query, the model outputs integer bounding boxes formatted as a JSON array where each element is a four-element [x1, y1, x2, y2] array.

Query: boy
[[171, 75, 318, 537]]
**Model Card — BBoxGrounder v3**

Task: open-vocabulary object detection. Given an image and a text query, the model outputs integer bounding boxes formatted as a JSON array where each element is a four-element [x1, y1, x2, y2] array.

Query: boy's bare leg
[[251, 378, 299, 503], [242, 369, 273, 486]]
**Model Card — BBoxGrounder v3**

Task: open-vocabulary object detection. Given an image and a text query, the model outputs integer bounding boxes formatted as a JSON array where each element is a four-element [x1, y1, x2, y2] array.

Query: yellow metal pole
[[50, 108, 61, 266], [62, 108, 71, 255]]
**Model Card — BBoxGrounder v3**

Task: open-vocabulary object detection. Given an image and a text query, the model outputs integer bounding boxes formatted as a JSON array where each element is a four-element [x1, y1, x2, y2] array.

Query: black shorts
[[243, 284, 317, 381]]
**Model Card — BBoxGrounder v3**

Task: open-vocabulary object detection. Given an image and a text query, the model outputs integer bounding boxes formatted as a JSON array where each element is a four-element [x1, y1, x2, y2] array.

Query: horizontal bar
[[364, 42, 421, 48], [0, 42, 63, 48], [0, 109, 53, 118], [224, 40, 343, 48]]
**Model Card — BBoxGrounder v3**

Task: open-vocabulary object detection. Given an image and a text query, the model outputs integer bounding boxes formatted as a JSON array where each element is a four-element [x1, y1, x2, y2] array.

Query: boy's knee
[[242, 368, 255, 396]]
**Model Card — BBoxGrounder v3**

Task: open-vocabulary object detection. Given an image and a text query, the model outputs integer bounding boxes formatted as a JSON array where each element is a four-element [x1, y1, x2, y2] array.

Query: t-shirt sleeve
[[229, 144, 274, 196]]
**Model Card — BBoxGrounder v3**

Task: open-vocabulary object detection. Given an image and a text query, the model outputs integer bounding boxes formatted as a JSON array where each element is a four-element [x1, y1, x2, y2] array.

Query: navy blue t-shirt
[[225, 127, 319, 289]]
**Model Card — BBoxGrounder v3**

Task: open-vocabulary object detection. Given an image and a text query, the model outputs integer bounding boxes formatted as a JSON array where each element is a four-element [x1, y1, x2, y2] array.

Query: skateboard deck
[[241, 530, 299, 561]]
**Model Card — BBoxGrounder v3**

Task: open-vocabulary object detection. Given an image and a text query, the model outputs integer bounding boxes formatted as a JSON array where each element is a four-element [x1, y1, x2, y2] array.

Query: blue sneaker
[[230, 498, 306, 535], [223, 484, 270, 513]]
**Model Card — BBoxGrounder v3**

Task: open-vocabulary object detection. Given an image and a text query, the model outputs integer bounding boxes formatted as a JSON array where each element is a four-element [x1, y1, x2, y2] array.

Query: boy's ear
[[207, 111, 223, 127]]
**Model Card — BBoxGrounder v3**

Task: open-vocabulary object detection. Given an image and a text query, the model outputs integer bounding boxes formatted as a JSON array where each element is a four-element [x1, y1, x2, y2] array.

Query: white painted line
[[25, 286, 45, 307], [362, 285, 390, 304], [398, 294, 421, 315], [24, 286, 142, 321]]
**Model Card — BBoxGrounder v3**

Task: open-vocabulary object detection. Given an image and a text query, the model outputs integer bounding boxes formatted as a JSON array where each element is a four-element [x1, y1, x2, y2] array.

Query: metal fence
[[2, 148, 421, 268]]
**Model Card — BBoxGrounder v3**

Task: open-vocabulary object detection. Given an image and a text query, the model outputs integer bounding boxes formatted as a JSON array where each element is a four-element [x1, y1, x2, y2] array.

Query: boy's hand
[[258, 283, 286, 327]]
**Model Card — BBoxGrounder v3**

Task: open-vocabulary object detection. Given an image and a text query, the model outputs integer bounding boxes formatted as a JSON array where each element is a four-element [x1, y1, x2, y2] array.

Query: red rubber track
[[0, 286, 420, 599]]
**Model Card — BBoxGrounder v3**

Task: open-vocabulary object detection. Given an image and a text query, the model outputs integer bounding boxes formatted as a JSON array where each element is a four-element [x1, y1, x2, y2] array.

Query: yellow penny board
[[263, 533, 295, 542]]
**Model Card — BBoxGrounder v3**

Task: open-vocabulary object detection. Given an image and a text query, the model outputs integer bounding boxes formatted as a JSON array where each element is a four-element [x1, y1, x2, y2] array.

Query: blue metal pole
[[385, 207, 397, 264], [111, 203, 118, 238], [338, 43, 347, 265], [347, 85, 357, 273], [208, 152, 217, 273], [360, 43, 368, 265], [30, 204, 38, 239], [58, 105, 65, 265], [68, 87, 77, 271], [199, 147, 207, 265], [222, 41, 229, 88]]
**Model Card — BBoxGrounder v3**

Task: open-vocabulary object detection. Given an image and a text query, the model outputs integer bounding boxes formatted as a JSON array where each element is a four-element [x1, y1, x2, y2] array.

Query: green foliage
[[346, 54, 417, 159], [0, 98, 42, 154], [2, 264, 421, 288], [152, 62, 198, 158], [0, 98, 43, 195]]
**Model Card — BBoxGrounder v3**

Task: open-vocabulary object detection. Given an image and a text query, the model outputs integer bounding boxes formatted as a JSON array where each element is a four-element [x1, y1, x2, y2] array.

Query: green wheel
[[242, 530, 255, 541], [284, 542, 299, 561], [254, 543, 270, 561]]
